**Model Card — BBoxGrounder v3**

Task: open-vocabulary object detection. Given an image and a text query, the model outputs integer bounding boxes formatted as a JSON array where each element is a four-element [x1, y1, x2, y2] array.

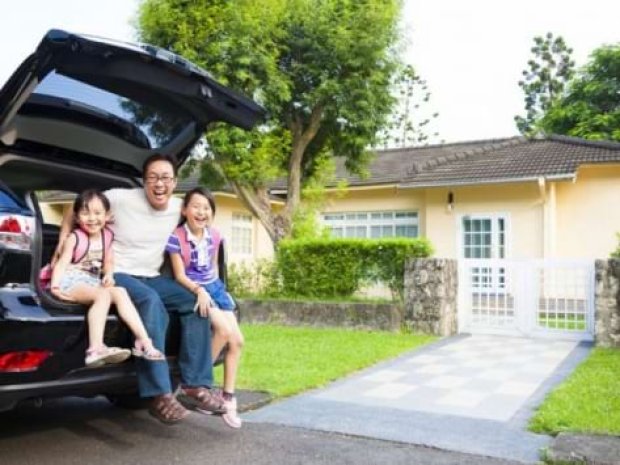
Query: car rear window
[[33, 71, 192, 149]]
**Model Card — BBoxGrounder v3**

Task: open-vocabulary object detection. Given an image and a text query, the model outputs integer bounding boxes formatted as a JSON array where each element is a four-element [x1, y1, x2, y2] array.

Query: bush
[[227, 259, 281, 297], [276, 237, 433, 300]]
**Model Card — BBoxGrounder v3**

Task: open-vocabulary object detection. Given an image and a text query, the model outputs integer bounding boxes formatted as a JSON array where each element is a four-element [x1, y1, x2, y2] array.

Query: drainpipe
[[548, 181, 556, 257], [539, 177, 549, 258], [539, 177, 557, 258]]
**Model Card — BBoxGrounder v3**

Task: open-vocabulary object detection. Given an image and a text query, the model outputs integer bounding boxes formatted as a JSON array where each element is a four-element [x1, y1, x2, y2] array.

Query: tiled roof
[[334, 138, 514, 187], [321, 135, 620, 190], [174, 173, 235, 194], [399, 135, 620, 188]]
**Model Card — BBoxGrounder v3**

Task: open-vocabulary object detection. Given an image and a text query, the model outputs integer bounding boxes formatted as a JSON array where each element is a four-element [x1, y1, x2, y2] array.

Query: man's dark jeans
[[114, 274, 213, 397]]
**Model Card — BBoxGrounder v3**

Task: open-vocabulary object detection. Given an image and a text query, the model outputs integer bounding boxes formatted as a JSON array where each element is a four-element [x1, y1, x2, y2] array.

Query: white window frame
[[458, 213, 511, 293], [230, 212, 253, 256], [458, 213, 510, 260], [322, 210, 419, 239]]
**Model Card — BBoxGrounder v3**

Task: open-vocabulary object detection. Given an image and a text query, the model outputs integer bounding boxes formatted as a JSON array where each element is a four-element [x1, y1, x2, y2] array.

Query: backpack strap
[[71, 229, 89, 263], [71, 227, 114, 264], [209, 227, 221, 255], [174, 225, 192, 269]]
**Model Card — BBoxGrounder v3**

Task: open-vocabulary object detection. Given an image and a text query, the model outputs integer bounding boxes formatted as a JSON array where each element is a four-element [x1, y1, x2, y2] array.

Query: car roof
[[0, 29, 265, 177]]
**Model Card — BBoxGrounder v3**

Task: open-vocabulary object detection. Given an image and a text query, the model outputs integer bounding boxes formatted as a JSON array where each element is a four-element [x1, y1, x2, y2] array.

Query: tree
[[377, 64, 441, 148], [137, 0, 404, 244], [540, 44, 620, 141], [514, 32, 575, 136]]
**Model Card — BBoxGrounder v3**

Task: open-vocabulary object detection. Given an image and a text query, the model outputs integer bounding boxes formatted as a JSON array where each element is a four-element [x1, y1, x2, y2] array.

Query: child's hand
[[194, 288, 214, 318], [102, 273, 115, 287]]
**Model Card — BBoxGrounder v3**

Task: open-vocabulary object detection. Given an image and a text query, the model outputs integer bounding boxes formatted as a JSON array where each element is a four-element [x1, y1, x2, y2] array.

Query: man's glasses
[[145, 174, 175, 185]]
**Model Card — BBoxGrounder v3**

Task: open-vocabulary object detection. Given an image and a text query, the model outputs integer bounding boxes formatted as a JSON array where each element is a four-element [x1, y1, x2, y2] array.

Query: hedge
[[276, 237, 433, 300]]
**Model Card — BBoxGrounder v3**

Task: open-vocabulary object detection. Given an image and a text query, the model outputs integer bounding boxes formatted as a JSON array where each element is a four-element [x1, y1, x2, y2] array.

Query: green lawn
[[537, 313, 587, 331], [214, 324, 435, 398], [530, 347, 620, 435]]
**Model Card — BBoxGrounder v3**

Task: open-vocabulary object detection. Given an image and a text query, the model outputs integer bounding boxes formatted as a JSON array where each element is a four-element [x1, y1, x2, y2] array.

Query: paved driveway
[[244, 334, 592, 463]]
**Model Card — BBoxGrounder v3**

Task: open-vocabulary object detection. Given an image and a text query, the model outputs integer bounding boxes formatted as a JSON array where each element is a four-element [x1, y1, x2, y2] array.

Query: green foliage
[[377, 64, 441, 148], [276, 237, 433, 299], [137, 0, 404, 242], [290, 151, 336, 240], [215, 324, 435, 397], [227, 259, 281, 297], [540, 44, 620, 141], [529, 348, 620, 435], [515, 32, 575, 136]]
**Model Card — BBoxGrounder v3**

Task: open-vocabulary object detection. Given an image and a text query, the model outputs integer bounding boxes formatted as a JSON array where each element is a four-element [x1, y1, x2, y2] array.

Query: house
[[317, 135, 620, 261], [41, 135, 620, 263]]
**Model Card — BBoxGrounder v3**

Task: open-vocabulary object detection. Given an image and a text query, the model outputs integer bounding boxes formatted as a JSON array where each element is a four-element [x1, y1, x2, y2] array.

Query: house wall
[[210, 195, 275, 264], [555, 165, 620, 259], [322, 184, 427, 226], [322, 183, 544, 259], [410, 183, 543, 259]]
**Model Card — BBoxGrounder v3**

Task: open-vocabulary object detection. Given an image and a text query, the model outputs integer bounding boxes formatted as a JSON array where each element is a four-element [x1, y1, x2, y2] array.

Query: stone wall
[[594, 259, 620, 347], [403, 258, 458, 336], [239, 299, 402, 331]]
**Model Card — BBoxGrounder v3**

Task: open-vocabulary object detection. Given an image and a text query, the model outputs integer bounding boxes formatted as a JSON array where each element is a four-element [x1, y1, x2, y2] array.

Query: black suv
[[0, 30, 263, 412]]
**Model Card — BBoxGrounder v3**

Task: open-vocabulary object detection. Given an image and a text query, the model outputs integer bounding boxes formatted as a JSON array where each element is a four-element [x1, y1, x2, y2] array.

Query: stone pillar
[[594, 259, 620, 347], [404, 258, 458, 336]]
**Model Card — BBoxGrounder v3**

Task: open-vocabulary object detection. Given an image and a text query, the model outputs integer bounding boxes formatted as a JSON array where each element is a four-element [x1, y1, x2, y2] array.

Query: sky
[[0, 0, 618, 144]]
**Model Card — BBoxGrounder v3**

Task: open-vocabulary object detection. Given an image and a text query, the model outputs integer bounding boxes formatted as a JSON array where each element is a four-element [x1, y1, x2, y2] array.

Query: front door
[[458, 214, 514, 332]]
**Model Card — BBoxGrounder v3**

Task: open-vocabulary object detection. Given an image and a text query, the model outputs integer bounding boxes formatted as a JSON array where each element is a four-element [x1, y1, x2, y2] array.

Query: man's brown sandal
[[176, 386, 227, 415], [148, 393, 190, 425]]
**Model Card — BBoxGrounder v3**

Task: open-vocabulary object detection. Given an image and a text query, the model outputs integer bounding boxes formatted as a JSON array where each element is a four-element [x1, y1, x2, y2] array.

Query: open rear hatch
[[0, 29, 264, 175]]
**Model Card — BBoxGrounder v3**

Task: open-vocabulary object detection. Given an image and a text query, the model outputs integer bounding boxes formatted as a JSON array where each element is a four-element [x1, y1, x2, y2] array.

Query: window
[[34, 72, 191, 148], [231, 213, 253, 255], [461, 214, 508, 291], [462, 215, 506, 259], [322, 211, 418, 239]]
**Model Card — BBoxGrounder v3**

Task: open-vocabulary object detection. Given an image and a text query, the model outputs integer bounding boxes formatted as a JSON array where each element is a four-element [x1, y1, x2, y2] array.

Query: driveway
[[0, 396, 523, 465], [244, 334, 592, 463]]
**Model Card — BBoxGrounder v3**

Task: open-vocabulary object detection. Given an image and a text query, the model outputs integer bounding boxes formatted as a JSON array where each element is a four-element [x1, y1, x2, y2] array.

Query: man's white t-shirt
[[105, 188, 182, 277]]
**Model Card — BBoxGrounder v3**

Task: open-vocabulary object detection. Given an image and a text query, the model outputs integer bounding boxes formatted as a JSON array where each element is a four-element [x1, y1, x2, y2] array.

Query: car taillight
[[0, 214, 33, 251], [0, 350, 52, 372]]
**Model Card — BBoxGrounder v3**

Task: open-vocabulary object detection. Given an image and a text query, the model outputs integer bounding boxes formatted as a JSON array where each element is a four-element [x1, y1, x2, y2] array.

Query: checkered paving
[[314, 335, 578, 421]]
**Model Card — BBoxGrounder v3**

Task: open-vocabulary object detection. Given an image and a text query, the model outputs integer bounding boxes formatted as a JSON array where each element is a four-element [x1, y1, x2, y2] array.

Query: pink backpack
[[173, 225, 221, 268], [39, 227, 114, 289]]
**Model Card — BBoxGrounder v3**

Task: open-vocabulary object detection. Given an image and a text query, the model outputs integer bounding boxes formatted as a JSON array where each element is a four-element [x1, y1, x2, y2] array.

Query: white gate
[[458, 259, 594, 341]]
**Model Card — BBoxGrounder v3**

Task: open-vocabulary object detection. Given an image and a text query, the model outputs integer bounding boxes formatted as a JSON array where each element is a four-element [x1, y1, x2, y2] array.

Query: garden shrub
[[276, 237, 433, 299], [228, 259, 281, 297]]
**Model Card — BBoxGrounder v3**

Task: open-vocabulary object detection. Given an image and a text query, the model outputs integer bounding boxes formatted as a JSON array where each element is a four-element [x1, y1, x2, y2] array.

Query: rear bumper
[[0, 363, 138, 412]]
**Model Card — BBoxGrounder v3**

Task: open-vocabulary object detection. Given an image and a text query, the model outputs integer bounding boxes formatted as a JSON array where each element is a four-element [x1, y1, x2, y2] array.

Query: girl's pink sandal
[[132, 339, 165, 361]]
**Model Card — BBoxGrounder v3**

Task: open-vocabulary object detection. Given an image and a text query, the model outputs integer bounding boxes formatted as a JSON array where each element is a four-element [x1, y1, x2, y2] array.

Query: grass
[[214, 324, 435, 398], [529, 347, 620, 435], [537, 314, 586, 331]]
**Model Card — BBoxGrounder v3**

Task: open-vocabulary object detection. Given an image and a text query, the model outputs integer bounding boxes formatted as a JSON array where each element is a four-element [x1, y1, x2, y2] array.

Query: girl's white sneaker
[[221, 397, 242, 429]]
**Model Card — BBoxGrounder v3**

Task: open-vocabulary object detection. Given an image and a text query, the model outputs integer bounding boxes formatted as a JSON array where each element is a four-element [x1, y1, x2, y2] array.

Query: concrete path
[[244, 334, 592, 464]]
